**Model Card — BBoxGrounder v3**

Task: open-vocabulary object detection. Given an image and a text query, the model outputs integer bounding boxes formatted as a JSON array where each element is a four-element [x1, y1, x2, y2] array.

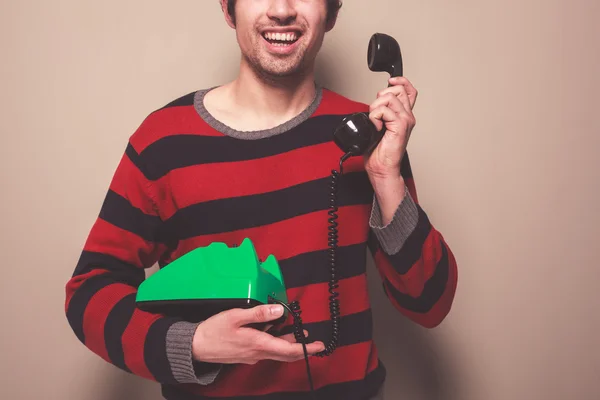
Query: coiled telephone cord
[[269, 153, 352, 398]]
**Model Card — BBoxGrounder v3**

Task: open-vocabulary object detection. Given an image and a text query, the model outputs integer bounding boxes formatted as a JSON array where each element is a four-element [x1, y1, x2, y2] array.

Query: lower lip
[[262, 36, 301, 55]]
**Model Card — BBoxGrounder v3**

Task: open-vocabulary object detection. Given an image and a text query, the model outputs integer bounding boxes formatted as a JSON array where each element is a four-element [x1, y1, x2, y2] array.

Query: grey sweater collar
[[193, 85, 323, 140]]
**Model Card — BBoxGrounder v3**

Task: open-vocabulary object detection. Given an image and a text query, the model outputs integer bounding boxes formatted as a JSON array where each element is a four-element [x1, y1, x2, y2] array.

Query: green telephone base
[[136, 238, 289, 325]]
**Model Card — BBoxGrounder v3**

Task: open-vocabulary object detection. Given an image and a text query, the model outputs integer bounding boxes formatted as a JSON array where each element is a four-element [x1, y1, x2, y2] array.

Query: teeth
[[263, 32, 298, 42]]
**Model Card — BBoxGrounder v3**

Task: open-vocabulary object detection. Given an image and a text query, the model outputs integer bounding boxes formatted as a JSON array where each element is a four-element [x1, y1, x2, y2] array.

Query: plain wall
[[1, 0, 599, 399]]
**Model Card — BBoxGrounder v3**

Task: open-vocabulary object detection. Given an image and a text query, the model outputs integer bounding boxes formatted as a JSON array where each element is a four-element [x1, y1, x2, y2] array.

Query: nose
[[267, 0, 297, 25]]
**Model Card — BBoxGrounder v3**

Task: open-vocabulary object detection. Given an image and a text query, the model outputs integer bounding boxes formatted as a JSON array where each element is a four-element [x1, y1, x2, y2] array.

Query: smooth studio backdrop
[[1, 1, 599, 399]]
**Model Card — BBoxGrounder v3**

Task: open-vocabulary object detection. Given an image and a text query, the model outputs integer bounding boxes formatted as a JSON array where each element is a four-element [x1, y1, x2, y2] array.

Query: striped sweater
[[64, 85, 458, 400]]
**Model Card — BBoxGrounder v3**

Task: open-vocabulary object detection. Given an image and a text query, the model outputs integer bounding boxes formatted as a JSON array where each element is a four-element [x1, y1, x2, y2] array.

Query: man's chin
[[254, 62, 306, 80]]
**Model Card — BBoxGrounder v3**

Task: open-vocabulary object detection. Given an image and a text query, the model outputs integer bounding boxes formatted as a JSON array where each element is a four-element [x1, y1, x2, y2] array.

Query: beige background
[[1, 0, 599, 399]]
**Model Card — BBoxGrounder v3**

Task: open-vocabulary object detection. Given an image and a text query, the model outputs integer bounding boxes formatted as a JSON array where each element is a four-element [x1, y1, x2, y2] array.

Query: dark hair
[[225, 0, 342, 25]]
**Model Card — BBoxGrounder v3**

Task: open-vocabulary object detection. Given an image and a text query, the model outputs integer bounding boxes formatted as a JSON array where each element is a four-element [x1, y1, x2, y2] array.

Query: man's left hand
[[364, 76, 418, 179]]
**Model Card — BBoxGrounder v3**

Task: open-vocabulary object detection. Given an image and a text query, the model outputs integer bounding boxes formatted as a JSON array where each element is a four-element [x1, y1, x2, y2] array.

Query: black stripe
[[67, 253, 145, 343], [157, 92, 196, 111], [366, 230, 379, 260], [277, 308, 373, 350], [279, 243, 367, 289], [66, 274, 130, 343], [381, 205, 432, 274], [400, 152, 414, 180], [383, 241, 449, 313], [72, 251, 145, 286], [161, 361, 386, 400], [99, 190, 165, 243], [137, 115, 346, 180], [164, 171, 373, 239], [145, 317, 180, 384], [104, 293, 136, 373], [125, 143, 157, 182]]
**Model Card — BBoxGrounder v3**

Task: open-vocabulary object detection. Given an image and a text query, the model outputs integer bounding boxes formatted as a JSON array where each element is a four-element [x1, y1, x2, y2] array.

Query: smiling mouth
[[262, 31, 301, 47]]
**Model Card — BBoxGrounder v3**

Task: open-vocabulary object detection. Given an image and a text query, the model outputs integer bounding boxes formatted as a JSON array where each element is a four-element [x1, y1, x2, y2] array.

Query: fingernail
[[270, 305, 283, 316]]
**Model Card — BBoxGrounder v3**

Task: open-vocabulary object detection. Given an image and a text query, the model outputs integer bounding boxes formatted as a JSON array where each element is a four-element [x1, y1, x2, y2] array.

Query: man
[[64, 1, 458, 399]]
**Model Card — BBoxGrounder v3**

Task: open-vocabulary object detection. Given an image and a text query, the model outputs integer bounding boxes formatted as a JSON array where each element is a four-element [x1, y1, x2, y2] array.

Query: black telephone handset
[[333, 33, 403, 156], [311, 33, 404, 366]]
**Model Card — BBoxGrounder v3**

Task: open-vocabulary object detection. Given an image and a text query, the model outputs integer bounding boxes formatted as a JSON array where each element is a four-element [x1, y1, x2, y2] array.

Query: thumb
[[229, 304, 285, 326]]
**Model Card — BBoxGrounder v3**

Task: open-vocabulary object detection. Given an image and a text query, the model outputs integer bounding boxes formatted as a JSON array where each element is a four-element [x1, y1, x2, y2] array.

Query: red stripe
[[156, 143, 366, 218], [82, 282, 136, 363], [83, 218, 165, 268], [374, 229, 442, 297], [173, 205, 372, 263], [65, 268, 107, 312], [374, 250, 409, 293], [282, 274, 370, 325], [367, 341, 380, 371], [109, 153, 159, 216], [385, 245, 458, 328], [122, 309, 162, 380], [185, 341, 377, 397], [130, 107, 224, 153], [312, 89, 369, 117], [129, 90, 370, 154]]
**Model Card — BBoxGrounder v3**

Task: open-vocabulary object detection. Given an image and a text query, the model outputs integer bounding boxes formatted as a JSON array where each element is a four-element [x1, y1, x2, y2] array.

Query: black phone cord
[[316, 152, 351, 357], [268, 298, 316, 399], [269, 152, 352, 399]]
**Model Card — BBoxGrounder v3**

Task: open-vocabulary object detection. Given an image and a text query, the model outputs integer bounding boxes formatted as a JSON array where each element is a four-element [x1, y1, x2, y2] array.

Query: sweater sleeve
[[64, 141, 221, 385], [367, 153, 458, 328]]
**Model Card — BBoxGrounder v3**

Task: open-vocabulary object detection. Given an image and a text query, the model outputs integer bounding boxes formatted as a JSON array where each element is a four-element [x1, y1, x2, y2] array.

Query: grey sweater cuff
[[369, 185, 419, 255], [166, 321, 222, 385]]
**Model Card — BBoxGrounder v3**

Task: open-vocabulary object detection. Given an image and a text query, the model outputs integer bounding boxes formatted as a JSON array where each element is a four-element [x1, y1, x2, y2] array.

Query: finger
[[388, 76, 418, 109], [228, 304, 285, 327], [377, 85, 411, 115], [383, 76, 418, 109], [266, 341, 326, 363], [278, 330, 309, 343], [370, 92, 406, 116], [369, 105, 408, 133], [257, 335, 325, 362], [304, 341, 325, 355]]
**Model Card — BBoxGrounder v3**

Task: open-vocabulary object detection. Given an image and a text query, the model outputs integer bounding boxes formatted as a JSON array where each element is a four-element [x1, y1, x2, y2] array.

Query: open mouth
[[262, 31, 301, 47]]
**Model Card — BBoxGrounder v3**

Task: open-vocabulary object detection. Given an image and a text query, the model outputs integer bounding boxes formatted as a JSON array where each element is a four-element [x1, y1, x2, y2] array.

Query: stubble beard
[[244, 37, 311, 85]]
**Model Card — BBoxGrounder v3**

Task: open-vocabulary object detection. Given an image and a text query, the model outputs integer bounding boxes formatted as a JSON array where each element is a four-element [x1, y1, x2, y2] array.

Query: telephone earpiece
[[333, 33, 403, 156], [368, 32, 403, 77]]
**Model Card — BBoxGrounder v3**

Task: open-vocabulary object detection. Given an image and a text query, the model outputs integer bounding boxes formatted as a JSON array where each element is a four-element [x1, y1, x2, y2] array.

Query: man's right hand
[[192, 304, 326, 365]]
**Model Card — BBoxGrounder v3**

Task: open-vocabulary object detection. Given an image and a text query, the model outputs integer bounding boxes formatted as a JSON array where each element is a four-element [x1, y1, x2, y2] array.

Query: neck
[[227, 58, 317, 127]]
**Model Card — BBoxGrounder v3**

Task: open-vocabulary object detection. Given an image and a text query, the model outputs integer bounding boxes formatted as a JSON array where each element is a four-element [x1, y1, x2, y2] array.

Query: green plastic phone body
[[136, 238, 288, 323]]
